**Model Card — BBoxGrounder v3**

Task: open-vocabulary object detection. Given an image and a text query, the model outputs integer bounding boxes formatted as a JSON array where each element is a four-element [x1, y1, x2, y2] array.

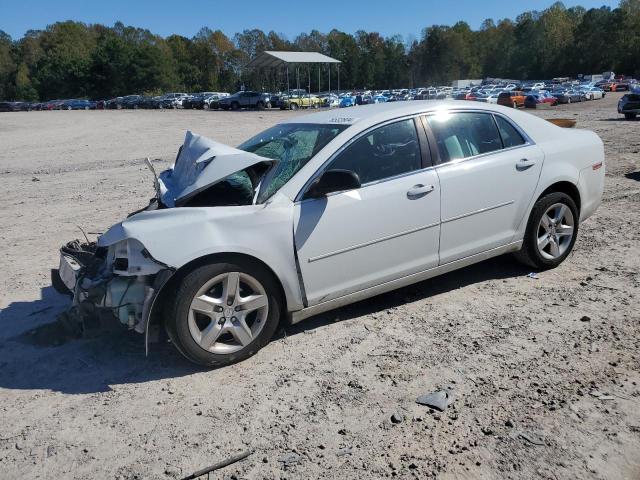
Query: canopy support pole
[[328, 64, 331, 107]]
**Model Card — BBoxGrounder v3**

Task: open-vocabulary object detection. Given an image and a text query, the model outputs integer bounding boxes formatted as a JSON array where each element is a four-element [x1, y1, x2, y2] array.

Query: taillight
[[592, 162, 603, 171]]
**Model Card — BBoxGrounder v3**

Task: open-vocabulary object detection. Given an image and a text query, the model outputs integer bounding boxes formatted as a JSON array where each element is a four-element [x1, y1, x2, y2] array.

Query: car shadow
[[282, 254, 531, 336], [625, 171, 640, 181], [0, 255, 529, 395], [0, 286, 203, 395]]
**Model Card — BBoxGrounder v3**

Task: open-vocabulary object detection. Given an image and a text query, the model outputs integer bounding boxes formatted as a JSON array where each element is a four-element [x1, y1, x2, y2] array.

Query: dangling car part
[[52, 102, 604, 367]]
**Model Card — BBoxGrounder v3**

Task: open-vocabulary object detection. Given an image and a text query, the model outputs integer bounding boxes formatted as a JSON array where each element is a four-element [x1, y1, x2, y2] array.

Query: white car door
[[294, 118, 441, 306], [424, 111, 544, 264]]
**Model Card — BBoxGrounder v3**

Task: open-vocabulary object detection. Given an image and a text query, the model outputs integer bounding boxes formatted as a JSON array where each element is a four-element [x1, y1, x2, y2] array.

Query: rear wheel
[[256, 101, 265, 110], [164, 259, 282, 367], [290, 103, 299, 110], [231, 102, 240, 111], [515, 192, 579, 270]]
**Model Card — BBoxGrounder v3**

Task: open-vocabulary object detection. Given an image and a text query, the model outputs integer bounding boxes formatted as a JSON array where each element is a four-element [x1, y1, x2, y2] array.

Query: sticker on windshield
[[328, 117, 358, 124]]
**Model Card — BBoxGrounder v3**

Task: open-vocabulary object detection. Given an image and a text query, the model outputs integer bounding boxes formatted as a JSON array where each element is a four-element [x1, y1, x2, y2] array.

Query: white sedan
[[582, 87, 605, 100], [54, 102, 605, 366]]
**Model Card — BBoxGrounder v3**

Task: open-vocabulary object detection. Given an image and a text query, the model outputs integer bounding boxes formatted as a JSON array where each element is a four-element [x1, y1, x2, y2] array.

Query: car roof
[[283, 100, 509, 127]]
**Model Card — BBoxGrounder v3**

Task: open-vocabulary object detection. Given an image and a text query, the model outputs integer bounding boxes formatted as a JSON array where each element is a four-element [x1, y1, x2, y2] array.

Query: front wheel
[[290, 103, 299, 110], [514, 192, 579, 270], [164, 259, 282, 367]]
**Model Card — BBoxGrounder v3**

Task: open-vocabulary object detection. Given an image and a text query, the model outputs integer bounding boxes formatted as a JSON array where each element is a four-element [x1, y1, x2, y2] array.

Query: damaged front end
[[51, 130, 276, 349], [52, 237, 173, 343]]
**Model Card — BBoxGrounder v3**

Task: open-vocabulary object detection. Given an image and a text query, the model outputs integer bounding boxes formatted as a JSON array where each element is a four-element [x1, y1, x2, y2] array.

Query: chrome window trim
[[294, 113, 427, 203]]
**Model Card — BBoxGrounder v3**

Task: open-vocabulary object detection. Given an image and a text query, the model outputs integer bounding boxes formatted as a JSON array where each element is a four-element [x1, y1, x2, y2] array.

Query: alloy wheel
[[536, 203, 575, 260], [187, 272, 268, 354]]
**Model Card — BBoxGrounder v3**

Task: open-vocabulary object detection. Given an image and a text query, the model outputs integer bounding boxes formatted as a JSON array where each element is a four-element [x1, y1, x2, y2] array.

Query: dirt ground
[[0, 94, 638, 480]]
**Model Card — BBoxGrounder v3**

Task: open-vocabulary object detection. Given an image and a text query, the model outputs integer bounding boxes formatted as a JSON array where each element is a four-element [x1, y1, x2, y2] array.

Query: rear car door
[[294, 117, 441, 305], [424, 111, 544, 264]]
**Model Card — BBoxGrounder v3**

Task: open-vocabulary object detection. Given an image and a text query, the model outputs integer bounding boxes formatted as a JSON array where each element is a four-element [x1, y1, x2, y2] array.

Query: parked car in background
[[618, 90, 640, 119], [551, 89, 585, 104], [0, 101, 25, 112], [120, 95, 144, 109], [281, 94, 321, 110], [219, 91, 271, 110], [339, 95, 357, 107], [60, 99, 97, 110], [183, 92, 219, 109], [524, 91, 558, 108], [498, 91, 526, 108], [52, 101, 605, 367], [580, 86, 605, 100], [162, 93, 189, 108]]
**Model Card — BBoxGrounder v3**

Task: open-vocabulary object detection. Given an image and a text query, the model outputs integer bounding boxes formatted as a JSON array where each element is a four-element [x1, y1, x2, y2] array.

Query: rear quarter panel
[[505, 110, 605, 233]]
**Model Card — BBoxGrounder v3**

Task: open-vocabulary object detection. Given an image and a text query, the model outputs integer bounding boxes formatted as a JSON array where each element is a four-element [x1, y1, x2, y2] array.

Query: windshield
[[239, 123, 348, 203]]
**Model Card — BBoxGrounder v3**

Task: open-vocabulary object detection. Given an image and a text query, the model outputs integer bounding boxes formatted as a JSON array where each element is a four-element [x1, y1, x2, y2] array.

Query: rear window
[[427, 112, 502, 163], [495, 116, 526, 148]]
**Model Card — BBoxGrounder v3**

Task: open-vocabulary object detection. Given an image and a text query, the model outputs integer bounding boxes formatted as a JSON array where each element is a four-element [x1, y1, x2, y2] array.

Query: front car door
[[424, 110, 544, 264], [294, 117, 441, 306]]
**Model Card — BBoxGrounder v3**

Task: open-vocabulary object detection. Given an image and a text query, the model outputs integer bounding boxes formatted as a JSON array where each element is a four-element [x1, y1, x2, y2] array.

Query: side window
[[495, 116, 526, 148], [328, 119, 421, 184], [426, 112, 502, 163]]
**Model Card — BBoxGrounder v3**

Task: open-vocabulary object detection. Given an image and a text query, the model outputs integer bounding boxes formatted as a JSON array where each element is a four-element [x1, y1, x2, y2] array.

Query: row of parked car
[[1, 77, 637, 113]]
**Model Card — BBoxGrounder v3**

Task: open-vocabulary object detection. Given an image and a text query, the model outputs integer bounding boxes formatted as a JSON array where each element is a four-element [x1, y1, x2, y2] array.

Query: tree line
[[0, 0, 638, 101]]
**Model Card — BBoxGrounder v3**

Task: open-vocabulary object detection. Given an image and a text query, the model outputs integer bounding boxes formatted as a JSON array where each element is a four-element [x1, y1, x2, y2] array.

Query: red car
[[524, 92, 559, 108]]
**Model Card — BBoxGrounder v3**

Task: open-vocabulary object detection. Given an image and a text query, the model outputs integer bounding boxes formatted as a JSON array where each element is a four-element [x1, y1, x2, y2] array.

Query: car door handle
[[407, 184, 435, 199], [516, 158, 536, 170]]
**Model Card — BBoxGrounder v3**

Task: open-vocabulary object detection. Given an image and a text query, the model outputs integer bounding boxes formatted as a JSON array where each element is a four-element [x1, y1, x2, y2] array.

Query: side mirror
[[304, 169, 361, 199]]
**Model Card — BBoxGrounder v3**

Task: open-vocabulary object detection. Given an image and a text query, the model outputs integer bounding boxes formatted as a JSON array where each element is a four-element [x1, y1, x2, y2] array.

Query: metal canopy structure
[[246, 51, 341, 69], [245, 51, 342, 108]]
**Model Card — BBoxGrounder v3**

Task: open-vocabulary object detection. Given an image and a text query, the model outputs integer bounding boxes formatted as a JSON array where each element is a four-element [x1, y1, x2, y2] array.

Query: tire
[[256, 101, 265, 110], [514, 192, 579, 270], [512, 101, 518, 109], [164, 259, 282, 367], [567, 98, 571, 104], [231, 102, 240, 111], [624, 113, 637, 120], [290, 103, 299, 110], [265, 102, 272, 109], [66, 106, 72, 111], [203, 103, 209, 110]]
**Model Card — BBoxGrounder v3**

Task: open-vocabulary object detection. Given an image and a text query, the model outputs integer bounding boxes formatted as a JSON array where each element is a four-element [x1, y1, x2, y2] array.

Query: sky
[[0, 0, 620, 41]]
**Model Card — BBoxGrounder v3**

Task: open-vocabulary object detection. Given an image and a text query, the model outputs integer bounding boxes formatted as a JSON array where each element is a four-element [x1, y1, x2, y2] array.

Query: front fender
[[98, 202, 304, 313]]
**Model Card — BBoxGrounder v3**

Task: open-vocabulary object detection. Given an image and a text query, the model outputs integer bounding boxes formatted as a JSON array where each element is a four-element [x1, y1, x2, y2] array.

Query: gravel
[[0, 96, 638, 479]]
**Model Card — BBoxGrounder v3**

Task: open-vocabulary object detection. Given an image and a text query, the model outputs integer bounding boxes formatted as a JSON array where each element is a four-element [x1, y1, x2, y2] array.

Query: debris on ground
[[416, 390, 454, 411], [277, 452, 302, 466], [518, 432, 545, 446], [179, 450, 252, 480]]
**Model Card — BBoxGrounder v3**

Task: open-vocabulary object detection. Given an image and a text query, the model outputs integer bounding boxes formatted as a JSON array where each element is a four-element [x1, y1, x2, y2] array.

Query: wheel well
[[538, 181, 581, 212], [150, 253, 287, 328]]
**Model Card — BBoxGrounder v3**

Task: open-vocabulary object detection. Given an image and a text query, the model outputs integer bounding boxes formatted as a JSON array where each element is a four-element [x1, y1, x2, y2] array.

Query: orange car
[[497, 90, 526, 108]]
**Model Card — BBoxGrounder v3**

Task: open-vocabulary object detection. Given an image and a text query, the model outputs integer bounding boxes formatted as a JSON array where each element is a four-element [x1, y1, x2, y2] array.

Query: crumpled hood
[[158, 131, 275, 207]]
